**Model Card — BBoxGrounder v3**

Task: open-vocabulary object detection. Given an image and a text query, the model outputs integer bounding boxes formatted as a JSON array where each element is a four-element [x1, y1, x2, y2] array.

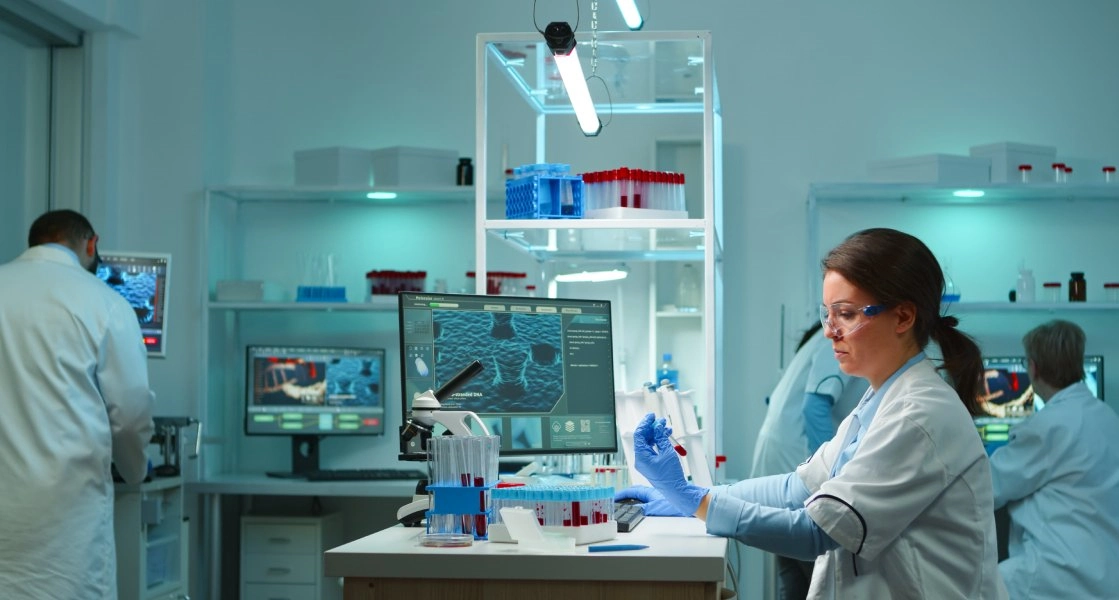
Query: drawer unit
[[241, 514, 343, 600]]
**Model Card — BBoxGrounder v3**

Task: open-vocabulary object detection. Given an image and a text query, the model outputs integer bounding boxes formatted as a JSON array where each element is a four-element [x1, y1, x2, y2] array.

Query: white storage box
[[371, 146, 457, 187], [969, 142, 1057, 183], [868, 154, 990, 185], [294, 147, 375, 186]]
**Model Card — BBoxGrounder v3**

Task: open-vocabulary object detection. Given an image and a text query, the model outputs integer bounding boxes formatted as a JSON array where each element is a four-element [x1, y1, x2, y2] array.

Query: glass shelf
[[486, 222, 709, 262], [810, 182, 1119, 205], [485, 31, 716, 116], [207, 296, 398, 312], [207, 185, 474, 205]]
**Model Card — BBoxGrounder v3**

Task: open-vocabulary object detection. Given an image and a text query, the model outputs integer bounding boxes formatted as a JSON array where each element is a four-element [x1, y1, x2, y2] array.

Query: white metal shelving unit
[[474, 31, 724, 468]]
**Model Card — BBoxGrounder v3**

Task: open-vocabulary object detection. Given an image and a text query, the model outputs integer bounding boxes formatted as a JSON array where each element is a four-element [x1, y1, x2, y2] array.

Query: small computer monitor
[[245, 345, 386, 477], [978, 354, 1104, 417], [397, 292, 618, 459], [95, 251, 171, 357]]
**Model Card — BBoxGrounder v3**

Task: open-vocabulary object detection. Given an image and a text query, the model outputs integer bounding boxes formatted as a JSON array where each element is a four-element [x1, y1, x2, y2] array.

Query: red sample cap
[[1018, 164, 1033, 171]]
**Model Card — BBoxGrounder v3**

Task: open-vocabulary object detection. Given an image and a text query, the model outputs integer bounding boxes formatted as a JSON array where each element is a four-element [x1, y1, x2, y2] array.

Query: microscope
[[396, 360, 489, 525], [150, 416, 202, 477]]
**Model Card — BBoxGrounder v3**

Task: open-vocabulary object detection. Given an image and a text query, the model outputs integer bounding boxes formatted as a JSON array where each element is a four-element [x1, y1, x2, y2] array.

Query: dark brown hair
[[822, 228, 983, 415], [28, 209, 96, 247]]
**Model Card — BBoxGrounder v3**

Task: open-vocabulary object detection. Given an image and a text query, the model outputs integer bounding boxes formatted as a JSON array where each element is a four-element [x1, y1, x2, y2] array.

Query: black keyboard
[[303, 468, 427, 481], [614, 502, 645, 533]]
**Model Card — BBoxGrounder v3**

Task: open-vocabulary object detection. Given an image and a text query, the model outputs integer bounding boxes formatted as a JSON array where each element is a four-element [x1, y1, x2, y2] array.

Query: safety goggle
[[819, 302, 886, 338]]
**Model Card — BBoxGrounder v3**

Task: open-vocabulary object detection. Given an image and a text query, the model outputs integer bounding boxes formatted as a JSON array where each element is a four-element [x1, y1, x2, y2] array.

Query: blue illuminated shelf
[[948, 302, 1119, 312], [208, 185, 474, 204]]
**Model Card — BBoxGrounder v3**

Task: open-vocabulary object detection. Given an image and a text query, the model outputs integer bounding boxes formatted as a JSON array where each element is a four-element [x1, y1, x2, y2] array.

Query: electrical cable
[[533, 0, 580, 34]]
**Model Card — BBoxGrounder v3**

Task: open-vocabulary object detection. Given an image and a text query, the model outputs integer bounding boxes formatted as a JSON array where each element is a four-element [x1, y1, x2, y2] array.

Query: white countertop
[[324, 516, 726, 583]]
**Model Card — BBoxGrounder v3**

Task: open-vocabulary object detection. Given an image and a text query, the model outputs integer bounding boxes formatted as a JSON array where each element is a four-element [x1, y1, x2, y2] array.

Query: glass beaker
[[676, 263, 701, 312]]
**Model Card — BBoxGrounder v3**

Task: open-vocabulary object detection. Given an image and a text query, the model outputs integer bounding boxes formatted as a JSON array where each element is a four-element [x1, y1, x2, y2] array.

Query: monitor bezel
[[96, 250, 172, 358], [243, 344, 388, 438], [397, 291, 619, 459]]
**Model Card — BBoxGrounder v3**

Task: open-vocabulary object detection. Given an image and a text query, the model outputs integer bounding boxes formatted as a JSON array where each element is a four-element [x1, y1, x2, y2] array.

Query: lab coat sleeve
[[802, 391, 836, 454], [989, 416, 1060, 509], [99, 301, 155, 484], [804, 408, 954, 561], [706, 475, 839, 560]]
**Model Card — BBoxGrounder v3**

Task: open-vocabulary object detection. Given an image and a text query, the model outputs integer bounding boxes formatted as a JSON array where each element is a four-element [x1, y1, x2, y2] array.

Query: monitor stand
[[265, 435, 321, 479]]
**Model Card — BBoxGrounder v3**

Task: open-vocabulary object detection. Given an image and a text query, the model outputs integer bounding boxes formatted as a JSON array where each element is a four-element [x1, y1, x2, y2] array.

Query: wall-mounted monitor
[[95, 251, 171, 357], [397, 292, 618, 459], [244, 345, 386, 477]]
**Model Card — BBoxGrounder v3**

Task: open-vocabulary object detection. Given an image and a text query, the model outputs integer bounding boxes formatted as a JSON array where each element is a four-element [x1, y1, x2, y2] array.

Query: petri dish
[[420, 533, 474, 548]]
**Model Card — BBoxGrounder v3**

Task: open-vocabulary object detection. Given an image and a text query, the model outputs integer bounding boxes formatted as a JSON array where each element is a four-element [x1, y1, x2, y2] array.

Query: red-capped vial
[[1018, 164, 1032, 183], [1064, 166, 1073, 182], [1052, 162, 1066, 183], [1104, 166, 1116, 183]]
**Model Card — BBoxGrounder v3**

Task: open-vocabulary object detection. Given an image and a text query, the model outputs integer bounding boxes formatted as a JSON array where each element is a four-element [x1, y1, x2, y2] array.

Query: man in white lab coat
[[0, 210, 154, 599], [990, 319, 1119, 599]]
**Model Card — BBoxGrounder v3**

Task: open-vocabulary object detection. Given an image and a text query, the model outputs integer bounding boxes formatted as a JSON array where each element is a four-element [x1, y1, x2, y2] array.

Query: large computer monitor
[[397, 292, 618, 459], [978, 354, 1104, 417], [95, 251, 171, 357], [244, 345, 386, 477]]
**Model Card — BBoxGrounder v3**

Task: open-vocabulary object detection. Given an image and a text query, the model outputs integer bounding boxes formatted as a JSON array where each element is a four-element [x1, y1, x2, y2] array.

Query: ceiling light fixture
[[615, 0, 643, 30], [543, 21, 601, 137]]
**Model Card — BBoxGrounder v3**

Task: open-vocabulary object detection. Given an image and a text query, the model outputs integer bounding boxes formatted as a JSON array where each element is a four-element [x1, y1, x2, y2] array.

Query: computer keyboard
[[614, 502, 645, 533], [303, 468, 428, 482]]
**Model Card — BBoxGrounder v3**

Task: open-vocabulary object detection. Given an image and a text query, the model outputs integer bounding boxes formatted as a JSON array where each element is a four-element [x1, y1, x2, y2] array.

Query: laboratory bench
[[324, 516, 728, 600]]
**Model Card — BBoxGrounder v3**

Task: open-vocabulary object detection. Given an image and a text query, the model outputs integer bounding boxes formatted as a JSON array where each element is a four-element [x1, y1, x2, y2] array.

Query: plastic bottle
[[657, 353, 679, 388], [676, 263, 701, 312], [1016, 268, 1035, 303], [1069, 272, 1087, 302]]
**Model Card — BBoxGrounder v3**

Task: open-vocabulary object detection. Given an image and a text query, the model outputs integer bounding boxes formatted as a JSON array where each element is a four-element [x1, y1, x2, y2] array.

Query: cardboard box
[[969, 142, 1058, 183], [371, 146, 457, 187], [868, 153, 990, 185], [294, 147, 375, 186]]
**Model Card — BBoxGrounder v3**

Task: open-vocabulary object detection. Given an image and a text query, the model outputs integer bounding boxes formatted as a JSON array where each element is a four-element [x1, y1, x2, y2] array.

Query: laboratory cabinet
[[474, 31, 724, 470], [200, 185, 475, 478], [114, 476, 189, 600], [240, 513, 344, 600], [806, 182, 1119, 406]]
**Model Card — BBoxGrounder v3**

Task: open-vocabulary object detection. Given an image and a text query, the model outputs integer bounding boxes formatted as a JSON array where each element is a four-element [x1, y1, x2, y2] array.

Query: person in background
[[0, 209, 154, 599], [989, 319, 1119, 599], [750, 321, 868, 600], [618, 228, 1006, 599]]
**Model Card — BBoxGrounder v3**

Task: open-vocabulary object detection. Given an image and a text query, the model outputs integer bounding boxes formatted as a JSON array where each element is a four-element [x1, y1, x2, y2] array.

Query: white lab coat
[[797, 359, 1006, 599], [990, 381, 1119, 600], [0, 245, 154, 599], [750, 329, 867, 477]]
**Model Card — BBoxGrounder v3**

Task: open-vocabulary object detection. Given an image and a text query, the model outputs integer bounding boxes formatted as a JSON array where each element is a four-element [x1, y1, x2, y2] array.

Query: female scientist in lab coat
[[618, 228, 1006, 599]]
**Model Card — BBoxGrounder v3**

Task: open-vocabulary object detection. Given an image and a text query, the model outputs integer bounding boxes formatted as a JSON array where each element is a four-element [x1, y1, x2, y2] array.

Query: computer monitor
[[244, 345, 386, 477], [978, 354, 1104, 417], [397, 292, 618, 460], [95, 251, 171, 357]]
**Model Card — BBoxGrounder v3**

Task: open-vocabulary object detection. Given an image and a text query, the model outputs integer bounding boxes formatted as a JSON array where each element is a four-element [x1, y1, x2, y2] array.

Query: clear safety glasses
[[819, 302, 886, 338]]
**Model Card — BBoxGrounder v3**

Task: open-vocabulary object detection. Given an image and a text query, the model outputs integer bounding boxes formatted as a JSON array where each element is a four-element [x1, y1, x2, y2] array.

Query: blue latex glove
[[633, 412, 709, 515], [614, 485, 689, 517]]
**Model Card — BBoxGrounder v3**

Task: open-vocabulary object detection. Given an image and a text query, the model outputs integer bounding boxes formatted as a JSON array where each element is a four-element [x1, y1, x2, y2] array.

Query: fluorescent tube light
[[553, 48, 601, 136], [952, 189, 985, 198], [366, 192, 398, 200], [616, 0, 643, 30], [543, 21, 601, 137], [554, 268, 628, 283]]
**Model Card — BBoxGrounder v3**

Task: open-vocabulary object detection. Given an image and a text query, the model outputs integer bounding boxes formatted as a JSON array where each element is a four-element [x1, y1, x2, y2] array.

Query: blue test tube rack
[[426, 483, 495, 540]]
